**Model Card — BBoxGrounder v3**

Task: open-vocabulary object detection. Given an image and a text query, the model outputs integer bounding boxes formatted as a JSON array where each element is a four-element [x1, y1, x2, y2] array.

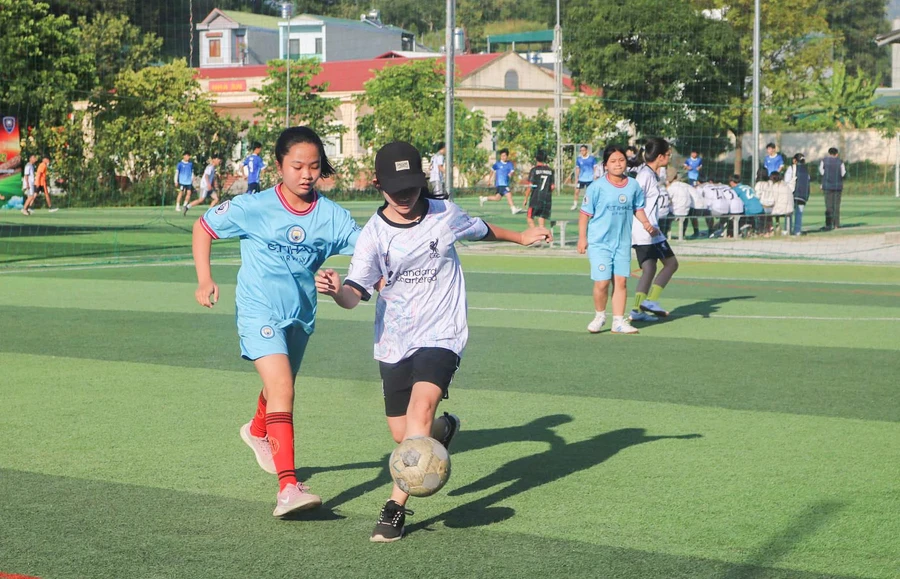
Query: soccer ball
[[389, 435, 451, 497]]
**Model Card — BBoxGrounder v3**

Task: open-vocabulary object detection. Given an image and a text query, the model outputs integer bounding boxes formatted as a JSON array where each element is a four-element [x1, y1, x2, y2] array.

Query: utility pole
[[445, 0, 456, 199], [282, 2, 293, 128]]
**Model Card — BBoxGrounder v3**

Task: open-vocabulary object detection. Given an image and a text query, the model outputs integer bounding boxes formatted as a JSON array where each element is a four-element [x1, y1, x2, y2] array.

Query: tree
[[494, 108, 556, 167], [795, 62, 884, 131], [565, 0, 746, 150], [251, 58, 344, 165], [561, 97, 629, 147], [822, 0, 892, 82], [0, 0, 92, 130], [356, 59, 488, 186]]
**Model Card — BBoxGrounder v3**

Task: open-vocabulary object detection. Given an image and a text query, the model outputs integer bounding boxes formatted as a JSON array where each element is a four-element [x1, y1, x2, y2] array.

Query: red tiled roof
[[196, 53, 507, 92]]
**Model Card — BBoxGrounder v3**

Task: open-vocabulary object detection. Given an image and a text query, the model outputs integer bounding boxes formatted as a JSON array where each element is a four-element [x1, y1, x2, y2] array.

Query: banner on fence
[[0, 115, 22, 197]]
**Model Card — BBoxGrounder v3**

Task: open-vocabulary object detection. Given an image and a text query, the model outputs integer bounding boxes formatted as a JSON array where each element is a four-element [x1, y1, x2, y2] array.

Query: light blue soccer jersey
[[176, 161, 193, 185], [576, 155, 596, 183], [732, 183, 764, 215], [243, 154, 265, 183], [200, 185, 360, 335], [764, 153, 783, 175], [684, 157, 702, 180], [492, 160, 515, 187], [580, 175, 645, 257]]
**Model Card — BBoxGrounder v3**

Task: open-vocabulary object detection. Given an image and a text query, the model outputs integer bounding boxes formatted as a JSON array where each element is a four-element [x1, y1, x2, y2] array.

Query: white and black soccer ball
[[389, 435, 451, 497]]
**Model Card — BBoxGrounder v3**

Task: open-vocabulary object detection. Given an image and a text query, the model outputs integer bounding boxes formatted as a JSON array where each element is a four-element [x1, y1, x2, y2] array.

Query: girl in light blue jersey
[[578, 144, 657, 335], [192, 126, 360, 518]]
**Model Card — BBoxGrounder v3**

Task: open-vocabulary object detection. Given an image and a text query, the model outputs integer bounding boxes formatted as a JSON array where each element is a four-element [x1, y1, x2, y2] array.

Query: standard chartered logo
[[395, 267, 438, 284]]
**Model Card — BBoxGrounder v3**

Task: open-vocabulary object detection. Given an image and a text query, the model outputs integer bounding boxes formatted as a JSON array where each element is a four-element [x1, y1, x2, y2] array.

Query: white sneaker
[[21, 209, 29, 216], [240, 422, 277, 474], [175, 205, 181, 212], [48, 207, 59, 213], [273, 482, 322, 517], [611, 319, 639, 334], [511, 207, 522, 215], [570, 202, 578, 211], [587, 313, 607, 333], [629, 310, 659, 322], [639, 300, 669, 317], [479, 196, 486, 207]]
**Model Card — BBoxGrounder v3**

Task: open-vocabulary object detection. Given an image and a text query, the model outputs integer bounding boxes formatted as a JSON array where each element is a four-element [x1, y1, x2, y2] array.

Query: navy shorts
[[379, 348, 459, 417]]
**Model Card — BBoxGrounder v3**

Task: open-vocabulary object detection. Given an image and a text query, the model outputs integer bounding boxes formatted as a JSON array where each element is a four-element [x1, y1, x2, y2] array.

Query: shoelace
[[378, 505, 414, 525], [296, 482, 311, 493]]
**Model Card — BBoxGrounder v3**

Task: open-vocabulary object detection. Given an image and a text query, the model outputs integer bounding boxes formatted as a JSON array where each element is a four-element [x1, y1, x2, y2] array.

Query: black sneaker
[[370, 500, 412, 543], [432, 412, 460, 451]]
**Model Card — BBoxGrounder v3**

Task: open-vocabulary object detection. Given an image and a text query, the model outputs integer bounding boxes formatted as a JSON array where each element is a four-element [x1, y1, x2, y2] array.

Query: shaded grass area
[[2, 306, 897, 422], [1, 469, 862, 579]]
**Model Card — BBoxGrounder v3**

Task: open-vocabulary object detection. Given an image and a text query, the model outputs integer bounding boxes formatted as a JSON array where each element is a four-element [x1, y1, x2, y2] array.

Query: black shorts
[[528, 196, 552, 220], [633, 240, 675, 266], [35, 185, 45, 194], [379, 347, 459, 417], [578, 181, 592, 190], [180, 184, 194, 193], [247, 182, 260, 194]]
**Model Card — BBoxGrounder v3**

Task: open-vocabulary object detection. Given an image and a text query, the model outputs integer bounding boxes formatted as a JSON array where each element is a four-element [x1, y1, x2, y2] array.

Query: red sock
[[266, 411, 297, 490], [249, 391, 267, 438]]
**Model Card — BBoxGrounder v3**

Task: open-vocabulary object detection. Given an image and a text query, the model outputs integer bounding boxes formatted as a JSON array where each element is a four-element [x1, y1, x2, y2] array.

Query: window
[[209, 39, 221, 59], [314, 38, 323, 55], [288, 39, 299, 59], [504, 70, 519, 90]]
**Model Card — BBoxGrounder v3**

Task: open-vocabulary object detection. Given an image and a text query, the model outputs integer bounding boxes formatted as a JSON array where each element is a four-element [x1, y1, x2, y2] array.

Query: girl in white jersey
[[316, 141, 551, 543], [630, 137, 679, 322]]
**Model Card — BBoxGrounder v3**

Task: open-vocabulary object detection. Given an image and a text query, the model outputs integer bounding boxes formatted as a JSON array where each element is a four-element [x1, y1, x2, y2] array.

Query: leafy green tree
[[822, 0, 892, 82], [251, 57, 344, 168], [0, 0, 93, 130], [494, 108, 556, 168], [795, 62, 884, 130], [84, 60, 246, 202], [356, 59, 488, 186], [561, 97, 629, 147], [566, 0, 746, 148]]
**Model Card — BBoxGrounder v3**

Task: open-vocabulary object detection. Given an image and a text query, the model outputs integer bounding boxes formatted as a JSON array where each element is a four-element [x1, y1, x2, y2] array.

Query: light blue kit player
[[577, 144, 657, 335], [572, 145, 597, 210], [480, 148, 522, 214], [192, 126, 360, 518]]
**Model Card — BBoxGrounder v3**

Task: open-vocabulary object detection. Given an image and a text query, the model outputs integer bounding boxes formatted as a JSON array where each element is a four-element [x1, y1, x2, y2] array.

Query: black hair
[[766, 142, 776, 149], [498, 148, 509, 156], [435, 141, 445, 151], [534, 150, 547, 163], [251, 141, 262, 151], [828, 147, 839, 155], [182, 151, 191, 156], [602, 144, 628, 166], [579, 144, 588, 150], [730, 173, 741, 183], [642, 137, 670, 163], [770, 171, 783, 183], [793, 153, 806, 164], [755, 168, 769, 182], [274, 126, 335, 178]]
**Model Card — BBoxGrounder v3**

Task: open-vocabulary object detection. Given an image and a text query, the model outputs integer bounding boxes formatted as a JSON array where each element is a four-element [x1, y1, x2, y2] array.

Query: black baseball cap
[[374, 141, 428, 194]]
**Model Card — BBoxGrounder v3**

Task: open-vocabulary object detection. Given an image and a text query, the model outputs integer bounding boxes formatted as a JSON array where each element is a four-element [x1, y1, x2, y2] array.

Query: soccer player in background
[[579, 144, 657, 335], [184, 155, 221, 214], [242, 142, 266, 194], [683, 150, 703, 186], [728, 174, 765, 235], [527, 150, 554, 229], [480, 148, 522, 214], [174, 152, 194, 212], [764, 142, 785, 176], [630, 138, 679, 322], [21, 155, 36, 215], [26, 156, 57, 213], [429, 142, 446, 199], [191, 126, 361, 518], [315, 141, 550, 542], [571, 144, 596, 210]]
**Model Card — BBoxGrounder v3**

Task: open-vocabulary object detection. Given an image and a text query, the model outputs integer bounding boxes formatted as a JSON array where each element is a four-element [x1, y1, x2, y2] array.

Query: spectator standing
[[819, 147, 845, 230], [21, 155, 36, 216], [683, 150, 703, 186], [429, 142, 446, 199], [763, 143, 785, 176], [790, 154, 810, 235]]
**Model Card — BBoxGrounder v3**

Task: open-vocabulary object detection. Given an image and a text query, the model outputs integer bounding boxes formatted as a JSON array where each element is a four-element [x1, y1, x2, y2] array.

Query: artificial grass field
[[1, 241, 899, 578]]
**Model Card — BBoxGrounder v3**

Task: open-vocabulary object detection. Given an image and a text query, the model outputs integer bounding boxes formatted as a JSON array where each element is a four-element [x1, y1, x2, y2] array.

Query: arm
[[192, 219, 219, 308], [315, 269, 363, 309], [480, 221, 551, 245], [577, 211, 589, 254], [634, 209, 659, 237]]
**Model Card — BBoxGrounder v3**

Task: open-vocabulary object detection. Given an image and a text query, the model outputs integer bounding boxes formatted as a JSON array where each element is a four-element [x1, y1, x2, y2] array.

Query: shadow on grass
[[666, 295, 756, 320], [720, 500, 846, 579]]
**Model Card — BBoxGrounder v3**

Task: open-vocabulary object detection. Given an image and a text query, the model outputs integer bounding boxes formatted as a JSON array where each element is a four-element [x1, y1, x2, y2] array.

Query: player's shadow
[[667, 295, 755, 321], [407, 427, 702, 534], [299, 414, 577, 511]]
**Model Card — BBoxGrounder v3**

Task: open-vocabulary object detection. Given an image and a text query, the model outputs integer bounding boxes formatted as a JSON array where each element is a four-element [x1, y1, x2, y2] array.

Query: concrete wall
[[738, 130, 899, 165], [325, 24, 406, 61]]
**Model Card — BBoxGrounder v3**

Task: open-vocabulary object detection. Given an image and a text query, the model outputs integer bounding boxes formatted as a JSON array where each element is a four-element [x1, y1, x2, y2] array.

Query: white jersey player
[[315, 141, 551, 543]]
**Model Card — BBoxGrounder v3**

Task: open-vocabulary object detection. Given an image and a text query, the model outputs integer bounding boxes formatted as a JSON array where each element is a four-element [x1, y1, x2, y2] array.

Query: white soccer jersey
[[702, 184, 732, 216], [668, 182, 693, 216], [344, 198, 489, 363], [201, 164, 215, 192], [632, 165, 667, 245]]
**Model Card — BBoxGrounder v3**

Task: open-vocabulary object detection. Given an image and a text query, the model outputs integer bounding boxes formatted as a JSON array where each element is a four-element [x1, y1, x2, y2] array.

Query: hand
[[315, 269, 342, 297], [520, 227, 552, 246], [195, 279, 219, 308], [645, 223, 660, 237], [577, 237, 587, 254]]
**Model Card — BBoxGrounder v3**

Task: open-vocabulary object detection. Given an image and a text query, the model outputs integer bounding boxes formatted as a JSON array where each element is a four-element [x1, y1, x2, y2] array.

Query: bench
[[668, 213, 792, 239], [550, 220, 570, 247]]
